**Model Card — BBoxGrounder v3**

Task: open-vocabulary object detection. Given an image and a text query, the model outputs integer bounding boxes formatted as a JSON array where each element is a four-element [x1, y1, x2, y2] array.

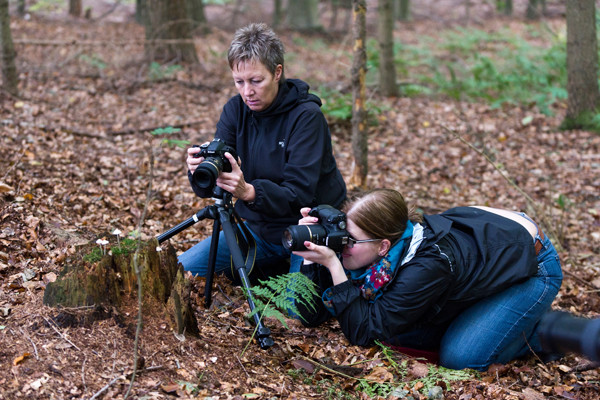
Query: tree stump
[[43, 236, 199, 337]]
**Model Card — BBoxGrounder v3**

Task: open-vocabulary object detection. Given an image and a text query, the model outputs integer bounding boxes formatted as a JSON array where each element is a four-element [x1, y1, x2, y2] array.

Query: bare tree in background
[[378, 0, 398, 97], [0, 0, 18, 96], [562, 0, 599, 129], [287, 0, 322, 31], [69, 0, 82, 17], [187, 0, 206, 27], [273, 0, 283, 28], [350, 0, 368, 189], [17, 0, 25, 16], [144, 0, 199, 64], [396, 0, 410, 21], [329, 0, 352, 32], [496, 0, 513, 16], [526, 0, 548, 20]]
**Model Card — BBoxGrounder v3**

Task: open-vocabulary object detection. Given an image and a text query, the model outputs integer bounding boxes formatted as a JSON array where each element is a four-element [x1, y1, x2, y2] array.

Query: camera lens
[[193, 157, 223, 189], [282, 225, 326, 251]]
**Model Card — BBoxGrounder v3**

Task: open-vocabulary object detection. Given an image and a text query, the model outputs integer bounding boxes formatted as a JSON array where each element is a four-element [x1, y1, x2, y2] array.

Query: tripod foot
[[255, 326, 275, 349]]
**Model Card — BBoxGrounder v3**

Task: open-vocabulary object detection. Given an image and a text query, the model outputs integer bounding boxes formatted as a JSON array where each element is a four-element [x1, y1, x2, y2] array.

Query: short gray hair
[[227, 23, 285, 82]]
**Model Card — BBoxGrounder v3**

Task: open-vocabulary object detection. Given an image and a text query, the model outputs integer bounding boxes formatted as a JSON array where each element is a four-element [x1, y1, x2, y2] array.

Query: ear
[[378, 239, 391, 256], [274, 64, 283, 81]]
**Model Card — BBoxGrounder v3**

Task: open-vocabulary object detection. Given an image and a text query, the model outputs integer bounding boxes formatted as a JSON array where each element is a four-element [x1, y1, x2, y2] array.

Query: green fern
[[248, 272, 320, 328]]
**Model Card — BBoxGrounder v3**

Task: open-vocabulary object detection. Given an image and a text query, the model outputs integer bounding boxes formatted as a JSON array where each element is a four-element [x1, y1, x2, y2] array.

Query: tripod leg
[[218, 208, 274, 349], [204, 218, 221, 309]]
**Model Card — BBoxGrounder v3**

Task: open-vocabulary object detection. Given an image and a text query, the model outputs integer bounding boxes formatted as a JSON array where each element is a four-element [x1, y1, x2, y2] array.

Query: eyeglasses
[[347, 237, 382, 248]]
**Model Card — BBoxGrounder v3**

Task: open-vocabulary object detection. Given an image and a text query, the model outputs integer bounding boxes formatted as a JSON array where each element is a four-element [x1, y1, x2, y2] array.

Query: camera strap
[[230, 210, 257, 276]]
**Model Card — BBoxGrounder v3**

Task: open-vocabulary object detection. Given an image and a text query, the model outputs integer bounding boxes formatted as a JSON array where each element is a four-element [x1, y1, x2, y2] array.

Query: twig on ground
[[236, 355, 251, 380], [19, 327, 38, 360], [43, 316, 81, 351], [88, 366, 165, 400], [81, 354, 87, 391], [1, 146, 26, 181]]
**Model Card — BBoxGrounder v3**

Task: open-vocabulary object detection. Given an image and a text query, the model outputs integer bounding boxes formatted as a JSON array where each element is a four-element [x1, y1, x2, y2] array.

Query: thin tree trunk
[[287, 0, 322, 31], [0, 0, 18, 96], [17, 0, 25, 16], [565, 0, 599, 122], [69, 0, 82, 17], [378, 0, 398, 97], [396, 0, 410, 21], [273, 0, 283, 28], [526, 0, 540, 20], [350, 0, 368, 189], [497, 0, 513, 16]]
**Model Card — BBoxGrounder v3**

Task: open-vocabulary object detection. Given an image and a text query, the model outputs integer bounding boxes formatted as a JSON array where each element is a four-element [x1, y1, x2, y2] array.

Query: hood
[[253, 78, 322, 117]]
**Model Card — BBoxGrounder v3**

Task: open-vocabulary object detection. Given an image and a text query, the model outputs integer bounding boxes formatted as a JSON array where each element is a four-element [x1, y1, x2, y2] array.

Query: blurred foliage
[[315, 86, 387, 124], [390, 25, 572, 116]]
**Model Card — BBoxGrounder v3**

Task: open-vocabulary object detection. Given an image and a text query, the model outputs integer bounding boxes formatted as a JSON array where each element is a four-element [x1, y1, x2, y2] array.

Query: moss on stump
[[43, 236, 199, 337]]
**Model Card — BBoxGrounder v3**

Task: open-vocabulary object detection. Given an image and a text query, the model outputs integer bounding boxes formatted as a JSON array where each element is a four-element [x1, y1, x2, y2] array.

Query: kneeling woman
[[293, 189, 562, 371]]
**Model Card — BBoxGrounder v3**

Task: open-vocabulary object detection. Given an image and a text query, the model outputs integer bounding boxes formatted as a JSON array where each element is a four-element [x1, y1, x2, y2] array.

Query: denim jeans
[[178, 221, 303, 278], [391, 230, 563, 371]]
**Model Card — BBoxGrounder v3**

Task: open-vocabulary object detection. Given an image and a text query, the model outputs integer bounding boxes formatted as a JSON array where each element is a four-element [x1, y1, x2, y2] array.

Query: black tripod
[[157, 187, 274, 349]]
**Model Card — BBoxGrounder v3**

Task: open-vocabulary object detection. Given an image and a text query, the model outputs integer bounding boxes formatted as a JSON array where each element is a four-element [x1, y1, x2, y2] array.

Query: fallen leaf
[[290, 359, 315, 373], [13, 352, 32, 366], [0, 182, 13, 193], [364, 366, 393, 383]]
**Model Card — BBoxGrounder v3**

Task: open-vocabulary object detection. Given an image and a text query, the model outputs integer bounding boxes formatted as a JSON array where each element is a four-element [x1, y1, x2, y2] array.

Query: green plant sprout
[[78, 54, 107, 71], [148, 62, 183, 81], [150, 126, 189, 148]]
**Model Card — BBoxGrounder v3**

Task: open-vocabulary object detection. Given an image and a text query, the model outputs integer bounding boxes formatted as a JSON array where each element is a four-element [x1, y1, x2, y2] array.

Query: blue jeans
[[392, 230, 563, 371], [178, 221, 303, 278]]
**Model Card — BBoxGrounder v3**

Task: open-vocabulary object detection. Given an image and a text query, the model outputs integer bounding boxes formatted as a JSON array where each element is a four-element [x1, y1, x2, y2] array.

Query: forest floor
[[1, 1, 600, 399]]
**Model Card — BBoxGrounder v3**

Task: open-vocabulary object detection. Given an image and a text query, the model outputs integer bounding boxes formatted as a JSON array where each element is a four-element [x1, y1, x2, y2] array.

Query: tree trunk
[[273, 0, 283, 28], [330, 0, 352, 32], [350, 0, 368, 189], [17, 0, 25, 16], [497, 0, 513, 16], [136, 0, 147, 25], [287, 0, 322, 32], [43, 237, 199, 337], [563, 0, 599, 126], [526, 0, 540, 20], [69, 0, 82, 17], [187, 0, 206, 27], [0, 0, 18, 96], [144, 0, 199, 64], [378, 0, 398, 97], [396, 0, 410, 21]]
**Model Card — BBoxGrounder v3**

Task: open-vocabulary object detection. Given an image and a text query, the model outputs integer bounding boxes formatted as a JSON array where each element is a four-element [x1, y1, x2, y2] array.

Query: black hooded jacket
[[189, 78, 347, 243], [298, 207, 540, 347]]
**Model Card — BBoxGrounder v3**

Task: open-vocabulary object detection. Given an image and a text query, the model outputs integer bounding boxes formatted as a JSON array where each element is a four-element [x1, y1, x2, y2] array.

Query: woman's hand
[[186, 145, 206, 173], [216, 152, 255, 202], [298, 207, 319, 225], [293, 241, 348, 285]]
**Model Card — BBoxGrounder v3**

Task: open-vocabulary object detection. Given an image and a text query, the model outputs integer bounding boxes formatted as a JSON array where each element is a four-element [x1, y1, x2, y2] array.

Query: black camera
[[192, 139, 239, 192], [282, 205, 350, 253]]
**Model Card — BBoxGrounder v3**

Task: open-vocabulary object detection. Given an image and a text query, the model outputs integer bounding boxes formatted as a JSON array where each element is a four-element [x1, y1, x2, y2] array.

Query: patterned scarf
[[348, 221, 414, 301]]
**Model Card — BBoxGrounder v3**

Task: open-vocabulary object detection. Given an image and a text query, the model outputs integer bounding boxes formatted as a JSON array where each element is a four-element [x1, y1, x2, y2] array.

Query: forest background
[[0, 0, 599, 399]]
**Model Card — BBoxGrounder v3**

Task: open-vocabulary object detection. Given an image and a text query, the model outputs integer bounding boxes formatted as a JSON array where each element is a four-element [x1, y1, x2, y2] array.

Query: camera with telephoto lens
[[192, 139, 239, 193], [282, 205, 350, 253]]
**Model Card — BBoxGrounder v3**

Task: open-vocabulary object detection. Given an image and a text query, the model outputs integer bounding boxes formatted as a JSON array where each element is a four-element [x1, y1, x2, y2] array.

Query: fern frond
[[248, 272, 320, 326]]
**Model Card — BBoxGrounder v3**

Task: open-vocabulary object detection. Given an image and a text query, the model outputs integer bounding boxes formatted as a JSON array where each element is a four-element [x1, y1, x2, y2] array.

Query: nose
[[243, 84, 254, 98]]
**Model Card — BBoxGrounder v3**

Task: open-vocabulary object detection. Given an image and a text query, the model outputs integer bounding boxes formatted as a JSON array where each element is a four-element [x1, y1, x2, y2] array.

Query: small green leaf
[[521, 115, 533, 125]]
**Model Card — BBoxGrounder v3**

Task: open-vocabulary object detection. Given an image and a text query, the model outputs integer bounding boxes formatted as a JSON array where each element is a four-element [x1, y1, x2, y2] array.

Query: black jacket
[[189, 79, 347, 243], [298, 207, 539, 347]]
